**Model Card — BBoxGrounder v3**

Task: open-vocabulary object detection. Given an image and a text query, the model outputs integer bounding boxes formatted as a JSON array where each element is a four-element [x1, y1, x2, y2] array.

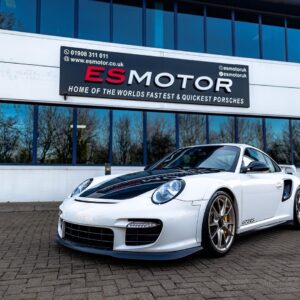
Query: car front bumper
[[57, 196, 207, 260]]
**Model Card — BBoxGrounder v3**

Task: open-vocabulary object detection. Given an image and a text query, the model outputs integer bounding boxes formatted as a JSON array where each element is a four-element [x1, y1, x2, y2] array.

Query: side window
[[263, 154, 281, 173]]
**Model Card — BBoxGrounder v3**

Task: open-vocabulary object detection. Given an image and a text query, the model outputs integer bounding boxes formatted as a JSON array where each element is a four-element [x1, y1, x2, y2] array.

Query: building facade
[[1, 0, 300, 201]]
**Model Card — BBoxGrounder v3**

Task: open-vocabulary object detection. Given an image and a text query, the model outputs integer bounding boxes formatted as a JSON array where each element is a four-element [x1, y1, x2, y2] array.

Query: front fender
[[177, 175, 241, 203]]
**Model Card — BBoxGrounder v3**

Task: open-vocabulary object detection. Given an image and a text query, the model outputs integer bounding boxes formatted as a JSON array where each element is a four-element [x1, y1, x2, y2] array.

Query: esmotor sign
[[59, 46, 250, 108]]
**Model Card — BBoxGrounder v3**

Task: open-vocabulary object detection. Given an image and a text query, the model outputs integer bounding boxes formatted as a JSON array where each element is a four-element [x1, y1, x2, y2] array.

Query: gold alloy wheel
[[208, 195, 236, 252]]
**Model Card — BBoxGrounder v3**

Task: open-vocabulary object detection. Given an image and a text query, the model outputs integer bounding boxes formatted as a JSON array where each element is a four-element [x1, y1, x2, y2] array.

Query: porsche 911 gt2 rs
[[57, 144, 300, 260]]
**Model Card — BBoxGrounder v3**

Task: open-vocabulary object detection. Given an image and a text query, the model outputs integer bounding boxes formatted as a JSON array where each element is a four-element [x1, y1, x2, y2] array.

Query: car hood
[[80, 168, 221, 200]]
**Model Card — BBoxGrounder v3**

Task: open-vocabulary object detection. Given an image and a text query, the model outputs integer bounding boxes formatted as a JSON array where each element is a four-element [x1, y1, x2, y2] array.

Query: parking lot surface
[[0, 203, 300, 300]]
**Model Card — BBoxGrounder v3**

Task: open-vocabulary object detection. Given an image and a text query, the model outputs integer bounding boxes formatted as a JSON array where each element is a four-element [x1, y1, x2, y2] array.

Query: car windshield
[[149, 145, 240, 172]]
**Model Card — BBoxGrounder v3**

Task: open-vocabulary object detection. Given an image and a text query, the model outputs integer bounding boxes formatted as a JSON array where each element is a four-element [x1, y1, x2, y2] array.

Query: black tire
[[202, 191, 236, 257], [293, 188, 300, 229]]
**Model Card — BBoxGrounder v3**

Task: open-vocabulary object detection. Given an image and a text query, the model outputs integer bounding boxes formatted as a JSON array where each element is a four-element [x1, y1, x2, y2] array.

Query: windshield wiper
[[196, 167, 227, 172], [162, 166, 185, 170]]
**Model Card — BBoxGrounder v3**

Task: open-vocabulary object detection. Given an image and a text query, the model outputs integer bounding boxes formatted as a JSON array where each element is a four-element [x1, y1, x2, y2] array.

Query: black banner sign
[[59, 46, 250, 108]]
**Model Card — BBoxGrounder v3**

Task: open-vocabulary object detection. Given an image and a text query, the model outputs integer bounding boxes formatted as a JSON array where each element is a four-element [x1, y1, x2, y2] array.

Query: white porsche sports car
[[57, 144, 300, 260]]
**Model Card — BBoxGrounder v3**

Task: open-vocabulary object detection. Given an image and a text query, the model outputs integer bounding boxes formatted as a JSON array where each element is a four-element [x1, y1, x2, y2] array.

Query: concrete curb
[[0, 202, 61, 212]]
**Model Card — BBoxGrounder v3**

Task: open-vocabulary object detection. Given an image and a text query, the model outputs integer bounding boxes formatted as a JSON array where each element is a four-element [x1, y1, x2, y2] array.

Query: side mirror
[[242, 161, 269, 173]]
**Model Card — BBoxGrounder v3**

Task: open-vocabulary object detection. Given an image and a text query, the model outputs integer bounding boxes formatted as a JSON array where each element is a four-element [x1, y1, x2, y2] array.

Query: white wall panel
[[0, 166, 143, 202]]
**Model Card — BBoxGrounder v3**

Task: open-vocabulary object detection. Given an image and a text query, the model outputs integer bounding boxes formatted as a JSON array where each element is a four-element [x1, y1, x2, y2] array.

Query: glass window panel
[[262, 15, 285, 61], [0, 0, 36, 32], [206, 8, 232, 55], [37, 106, 73, 164], [235, 11, 259, 58], [263, 154, 276, 173], [265, 118, 290, 164], [292, 120, 300, 166], [147, 112, 175, 164], [113, 110, 143, 165], [113, 0, 142, 45], [77, 108, 109, 164], [209, 115, 235, 143], [78, 0, 110, 42], [287, 18, 300, 63], [177, 2, 204, 52], [40, 0, 74, 37], [0, 103, 33, 163], [238, 117, 263, 149], [146, 1, 174, 49], [178, 114, 206, 147]]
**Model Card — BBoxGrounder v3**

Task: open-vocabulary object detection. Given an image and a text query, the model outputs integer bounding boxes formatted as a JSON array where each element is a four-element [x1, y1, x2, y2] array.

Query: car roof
[[182, 143, 254, 151]]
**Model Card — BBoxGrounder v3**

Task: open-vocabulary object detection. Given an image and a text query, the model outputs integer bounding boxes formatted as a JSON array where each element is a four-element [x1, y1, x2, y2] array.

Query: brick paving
[[0, 203, 300, 300]]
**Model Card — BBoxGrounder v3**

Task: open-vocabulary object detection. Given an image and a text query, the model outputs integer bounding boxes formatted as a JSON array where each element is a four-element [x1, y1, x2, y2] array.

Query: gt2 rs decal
[[242, 218, 255, 226]]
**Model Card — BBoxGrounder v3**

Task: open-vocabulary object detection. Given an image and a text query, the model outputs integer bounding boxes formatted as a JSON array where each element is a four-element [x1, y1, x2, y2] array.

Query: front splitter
[[56, 234, 202, 261]]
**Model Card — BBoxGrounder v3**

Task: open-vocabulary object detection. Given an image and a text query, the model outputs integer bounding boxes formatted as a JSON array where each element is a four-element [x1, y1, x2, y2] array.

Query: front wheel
[[202, 191, 236, 257], [293, 189, 300, 229]]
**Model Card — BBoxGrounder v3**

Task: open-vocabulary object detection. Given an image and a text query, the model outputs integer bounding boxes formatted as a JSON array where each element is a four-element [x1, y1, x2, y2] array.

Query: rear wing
[[279, 165, 298, 176]]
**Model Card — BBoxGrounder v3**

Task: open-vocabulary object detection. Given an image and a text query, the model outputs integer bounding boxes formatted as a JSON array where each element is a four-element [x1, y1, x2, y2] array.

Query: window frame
[[240, 147, 281, 173]]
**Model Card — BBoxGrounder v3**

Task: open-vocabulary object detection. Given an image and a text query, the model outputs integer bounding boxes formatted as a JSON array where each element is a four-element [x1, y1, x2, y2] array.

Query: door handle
[[275, 182, 283, 189]]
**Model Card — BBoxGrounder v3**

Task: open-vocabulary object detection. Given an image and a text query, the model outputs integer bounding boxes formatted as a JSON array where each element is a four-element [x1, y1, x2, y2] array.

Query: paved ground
[[0, 204, 300, 300]]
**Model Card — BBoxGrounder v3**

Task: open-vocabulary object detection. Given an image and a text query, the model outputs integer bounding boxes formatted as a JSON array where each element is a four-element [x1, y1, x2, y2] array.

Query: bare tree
[[0, 109, 19, 162], [114, 116, 131, 164], [37, 107, 72, 163], [0, 12, 15, 30], [113, 114, 143, 165], [147, 116, 175, 164], [209, 117, 235, 144], [77, 109, 109, 164], [179, 114, 206, 147], [238, 118, 263, 149], [292, 121, 300, 165], [0, 104, 33, 163], [265, 121, 291, 164]]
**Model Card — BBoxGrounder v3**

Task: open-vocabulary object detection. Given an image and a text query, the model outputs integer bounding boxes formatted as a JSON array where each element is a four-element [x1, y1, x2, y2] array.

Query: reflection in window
[[113, 0, 142, 45], [177, 2, 204, 52], [207, 8, 232, 55], [287, 19, 300, 63], [37, 106, 73, 164], [77, 108, 109, 164], [178, 114, 206, 147], [265, 118, 290, 164], [235, 12, 259, 58], [113, 110, 143, 165], [147, 112, 175, 164], [146, 1, 174, 49], [238, 117, 263, 149], [40, 0, 74, 37], [262, 16, 285, 61], [0, 103, 33, 163], [209, 115, 235, 143], [292, 120, 300, 166], [0, 0, 36, 32], [78, 0, 110, 42]]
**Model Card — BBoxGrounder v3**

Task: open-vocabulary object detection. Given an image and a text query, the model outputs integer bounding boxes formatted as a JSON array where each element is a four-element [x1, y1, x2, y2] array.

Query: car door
[[240, 148, 283, 225]]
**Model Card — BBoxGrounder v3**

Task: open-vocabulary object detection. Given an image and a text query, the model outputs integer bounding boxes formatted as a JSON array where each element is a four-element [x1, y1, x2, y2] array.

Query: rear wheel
[[202, 191, 236, 257], [294, 189, 300, 229]]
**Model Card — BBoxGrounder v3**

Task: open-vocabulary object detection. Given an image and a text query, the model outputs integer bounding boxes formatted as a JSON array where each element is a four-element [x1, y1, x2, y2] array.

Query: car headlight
[[70, 178, 93, 197], [152, 179, 185, 204]]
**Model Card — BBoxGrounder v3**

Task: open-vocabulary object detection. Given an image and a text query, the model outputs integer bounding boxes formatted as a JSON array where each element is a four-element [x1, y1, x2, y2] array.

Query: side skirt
[[237, 218, 291, 236]]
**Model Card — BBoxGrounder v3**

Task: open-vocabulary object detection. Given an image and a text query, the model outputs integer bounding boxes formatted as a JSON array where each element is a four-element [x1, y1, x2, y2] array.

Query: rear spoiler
[[279, 165, 298, 176]]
